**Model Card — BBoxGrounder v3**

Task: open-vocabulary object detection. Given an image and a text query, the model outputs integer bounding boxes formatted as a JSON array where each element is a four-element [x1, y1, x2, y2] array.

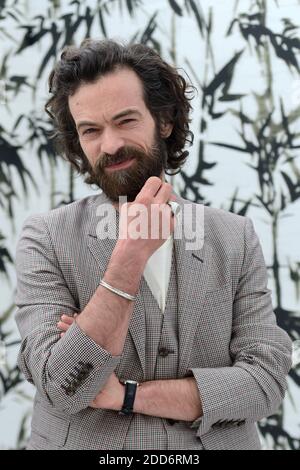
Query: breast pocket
[[205, 282, 232, 313]]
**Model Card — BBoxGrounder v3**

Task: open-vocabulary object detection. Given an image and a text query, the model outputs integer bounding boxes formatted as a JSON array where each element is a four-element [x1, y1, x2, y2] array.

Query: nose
[[100, 127, 125, 155]]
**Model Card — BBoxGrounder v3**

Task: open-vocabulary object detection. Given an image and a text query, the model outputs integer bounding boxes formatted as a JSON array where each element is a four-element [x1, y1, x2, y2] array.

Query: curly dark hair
[[45, 38, 195, 178]]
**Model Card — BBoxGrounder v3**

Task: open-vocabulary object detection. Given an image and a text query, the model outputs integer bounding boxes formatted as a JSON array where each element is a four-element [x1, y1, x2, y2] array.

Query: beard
[[85, 130, 168, 202]]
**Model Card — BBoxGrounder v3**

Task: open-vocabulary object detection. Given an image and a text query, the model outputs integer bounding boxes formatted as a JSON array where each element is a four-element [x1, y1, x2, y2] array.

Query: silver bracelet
[[99, 279, 136, 301]]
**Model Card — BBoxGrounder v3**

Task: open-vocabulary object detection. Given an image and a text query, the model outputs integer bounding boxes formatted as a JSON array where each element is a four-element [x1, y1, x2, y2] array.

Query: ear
[[160, 121, 173, 138]]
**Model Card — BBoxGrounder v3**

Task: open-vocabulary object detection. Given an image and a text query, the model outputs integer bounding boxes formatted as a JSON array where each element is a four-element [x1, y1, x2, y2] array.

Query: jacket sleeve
[[189, 216, 293, 437], [15, 214, 121, 415]]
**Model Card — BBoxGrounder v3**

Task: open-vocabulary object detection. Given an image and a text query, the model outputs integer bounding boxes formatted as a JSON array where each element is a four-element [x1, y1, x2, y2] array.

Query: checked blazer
[[15, 191, 292, 450]]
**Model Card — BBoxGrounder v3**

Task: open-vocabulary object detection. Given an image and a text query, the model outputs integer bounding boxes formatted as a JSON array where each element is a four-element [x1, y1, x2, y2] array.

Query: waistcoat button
[[158, 347, 174, 357]]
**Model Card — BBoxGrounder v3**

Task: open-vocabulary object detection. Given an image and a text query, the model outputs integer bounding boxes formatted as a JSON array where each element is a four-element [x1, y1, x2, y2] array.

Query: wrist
[[133, 381, 146, 414], [118, 383, 126, 411], [119, 380, 140, 416], [105, 244, 145, 297], [114, 239, 149, 267]]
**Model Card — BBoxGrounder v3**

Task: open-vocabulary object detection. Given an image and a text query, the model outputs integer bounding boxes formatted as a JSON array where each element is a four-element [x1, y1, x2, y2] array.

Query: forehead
[[68, 67, 148, 121]]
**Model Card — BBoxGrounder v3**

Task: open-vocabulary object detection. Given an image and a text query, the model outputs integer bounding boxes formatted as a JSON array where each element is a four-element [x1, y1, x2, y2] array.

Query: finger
[[135, 176, 163, 201], [61, 314, 75, 325], [154, 182, 173, 204], [57, 321, 70, 332], [60, 332, 65, 337]]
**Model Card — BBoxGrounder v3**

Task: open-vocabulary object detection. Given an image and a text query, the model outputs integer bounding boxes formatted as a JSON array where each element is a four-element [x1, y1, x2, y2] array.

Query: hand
[[117, 176, 177, 262], [89, 372, 125, 411], [57, 313, 78, 337], [57, 313, 124, 411]]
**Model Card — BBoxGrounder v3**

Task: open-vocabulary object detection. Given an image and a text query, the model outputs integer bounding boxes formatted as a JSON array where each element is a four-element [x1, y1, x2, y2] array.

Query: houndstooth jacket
[[15, 191, 292, 450]]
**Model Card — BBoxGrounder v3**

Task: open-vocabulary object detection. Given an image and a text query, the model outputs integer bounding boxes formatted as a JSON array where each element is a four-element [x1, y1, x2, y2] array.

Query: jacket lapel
[[174, 196, 212, 377]]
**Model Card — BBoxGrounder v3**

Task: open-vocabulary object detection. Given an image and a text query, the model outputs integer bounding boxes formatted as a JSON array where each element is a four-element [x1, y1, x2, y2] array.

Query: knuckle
[[137, 195, 151, 206], [148, 176, 161, 185]]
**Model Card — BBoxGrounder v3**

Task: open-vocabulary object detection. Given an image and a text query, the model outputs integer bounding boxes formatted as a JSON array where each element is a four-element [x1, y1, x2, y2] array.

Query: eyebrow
[[76, 109, 142, 132]]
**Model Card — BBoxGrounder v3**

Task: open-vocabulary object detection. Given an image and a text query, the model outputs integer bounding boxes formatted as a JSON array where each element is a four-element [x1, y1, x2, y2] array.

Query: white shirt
[[143, 201, 181, 314]]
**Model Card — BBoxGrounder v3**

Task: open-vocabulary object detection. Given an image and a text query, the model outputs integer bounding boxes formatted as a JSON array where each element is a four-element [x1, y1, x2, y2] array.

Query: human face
[[68, 67, 172, 202]]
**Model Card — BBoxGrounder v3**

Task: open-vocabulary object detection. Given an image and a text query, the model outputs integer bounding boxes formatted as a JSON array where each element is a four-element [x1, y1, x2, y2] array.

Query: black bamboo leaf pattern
[[168, 0, 183, 17], [229, 5, 300, 71], [227, 188, 253, 216], [0, 130, 37, 218], [289, 262, 300, 301], [203, 49, 244, 117], [0, 232, 12, 277], [185, 0, 205, 36]]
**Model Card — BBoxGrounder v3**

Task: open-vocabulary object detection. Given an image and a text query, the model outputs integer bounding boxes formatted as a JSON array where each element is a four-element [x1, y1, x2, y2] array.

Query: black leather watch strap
[[119, 380, 139, 416]]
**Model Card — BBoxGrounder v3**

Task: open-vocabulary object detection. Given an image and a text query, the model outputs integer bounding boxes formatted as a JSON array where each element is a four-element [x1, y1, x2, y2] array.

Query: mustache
[[96, 146, 148, 169]]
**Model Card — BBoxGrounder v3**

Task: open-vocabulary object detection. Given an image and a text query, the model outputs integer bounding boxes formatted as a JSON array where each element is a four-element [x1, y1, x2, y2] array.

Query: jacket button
[[244, 356, 254, 364], [158, 347, 169, 357], [237, 420, 245, 426]]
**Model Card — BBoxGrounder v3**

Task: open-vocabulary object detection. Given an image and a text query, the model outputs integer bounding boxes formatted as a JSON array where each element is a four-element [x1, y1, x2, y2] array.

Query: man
[[15, 39, 292, 450]]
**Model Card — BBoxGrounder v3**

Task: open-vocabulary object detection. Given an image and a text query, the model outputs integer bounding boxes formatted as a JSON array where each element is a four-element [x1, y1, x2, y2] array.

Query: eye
[[119, 119, 136, 125], [82, 128, 97, 135]]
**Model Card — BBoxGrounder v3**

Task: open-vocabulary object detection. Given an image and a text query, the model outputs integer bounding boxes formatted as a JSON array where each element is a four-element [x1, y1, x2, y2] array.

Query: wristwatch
[[119, 380, 139, 416]]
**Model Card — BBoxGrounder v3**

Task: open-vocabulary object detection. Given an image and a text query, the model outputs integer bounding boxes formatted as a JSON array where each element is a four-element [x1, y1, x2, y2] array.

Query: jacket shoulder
[[21, 193, 105, 231], [179, 197, 250, 252]]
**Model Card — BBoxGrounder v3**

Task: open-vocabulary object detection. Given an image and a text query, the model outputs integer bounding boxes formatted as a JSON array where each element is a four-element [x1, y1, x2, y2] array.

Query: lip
[[105, 157, 135, 171]]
